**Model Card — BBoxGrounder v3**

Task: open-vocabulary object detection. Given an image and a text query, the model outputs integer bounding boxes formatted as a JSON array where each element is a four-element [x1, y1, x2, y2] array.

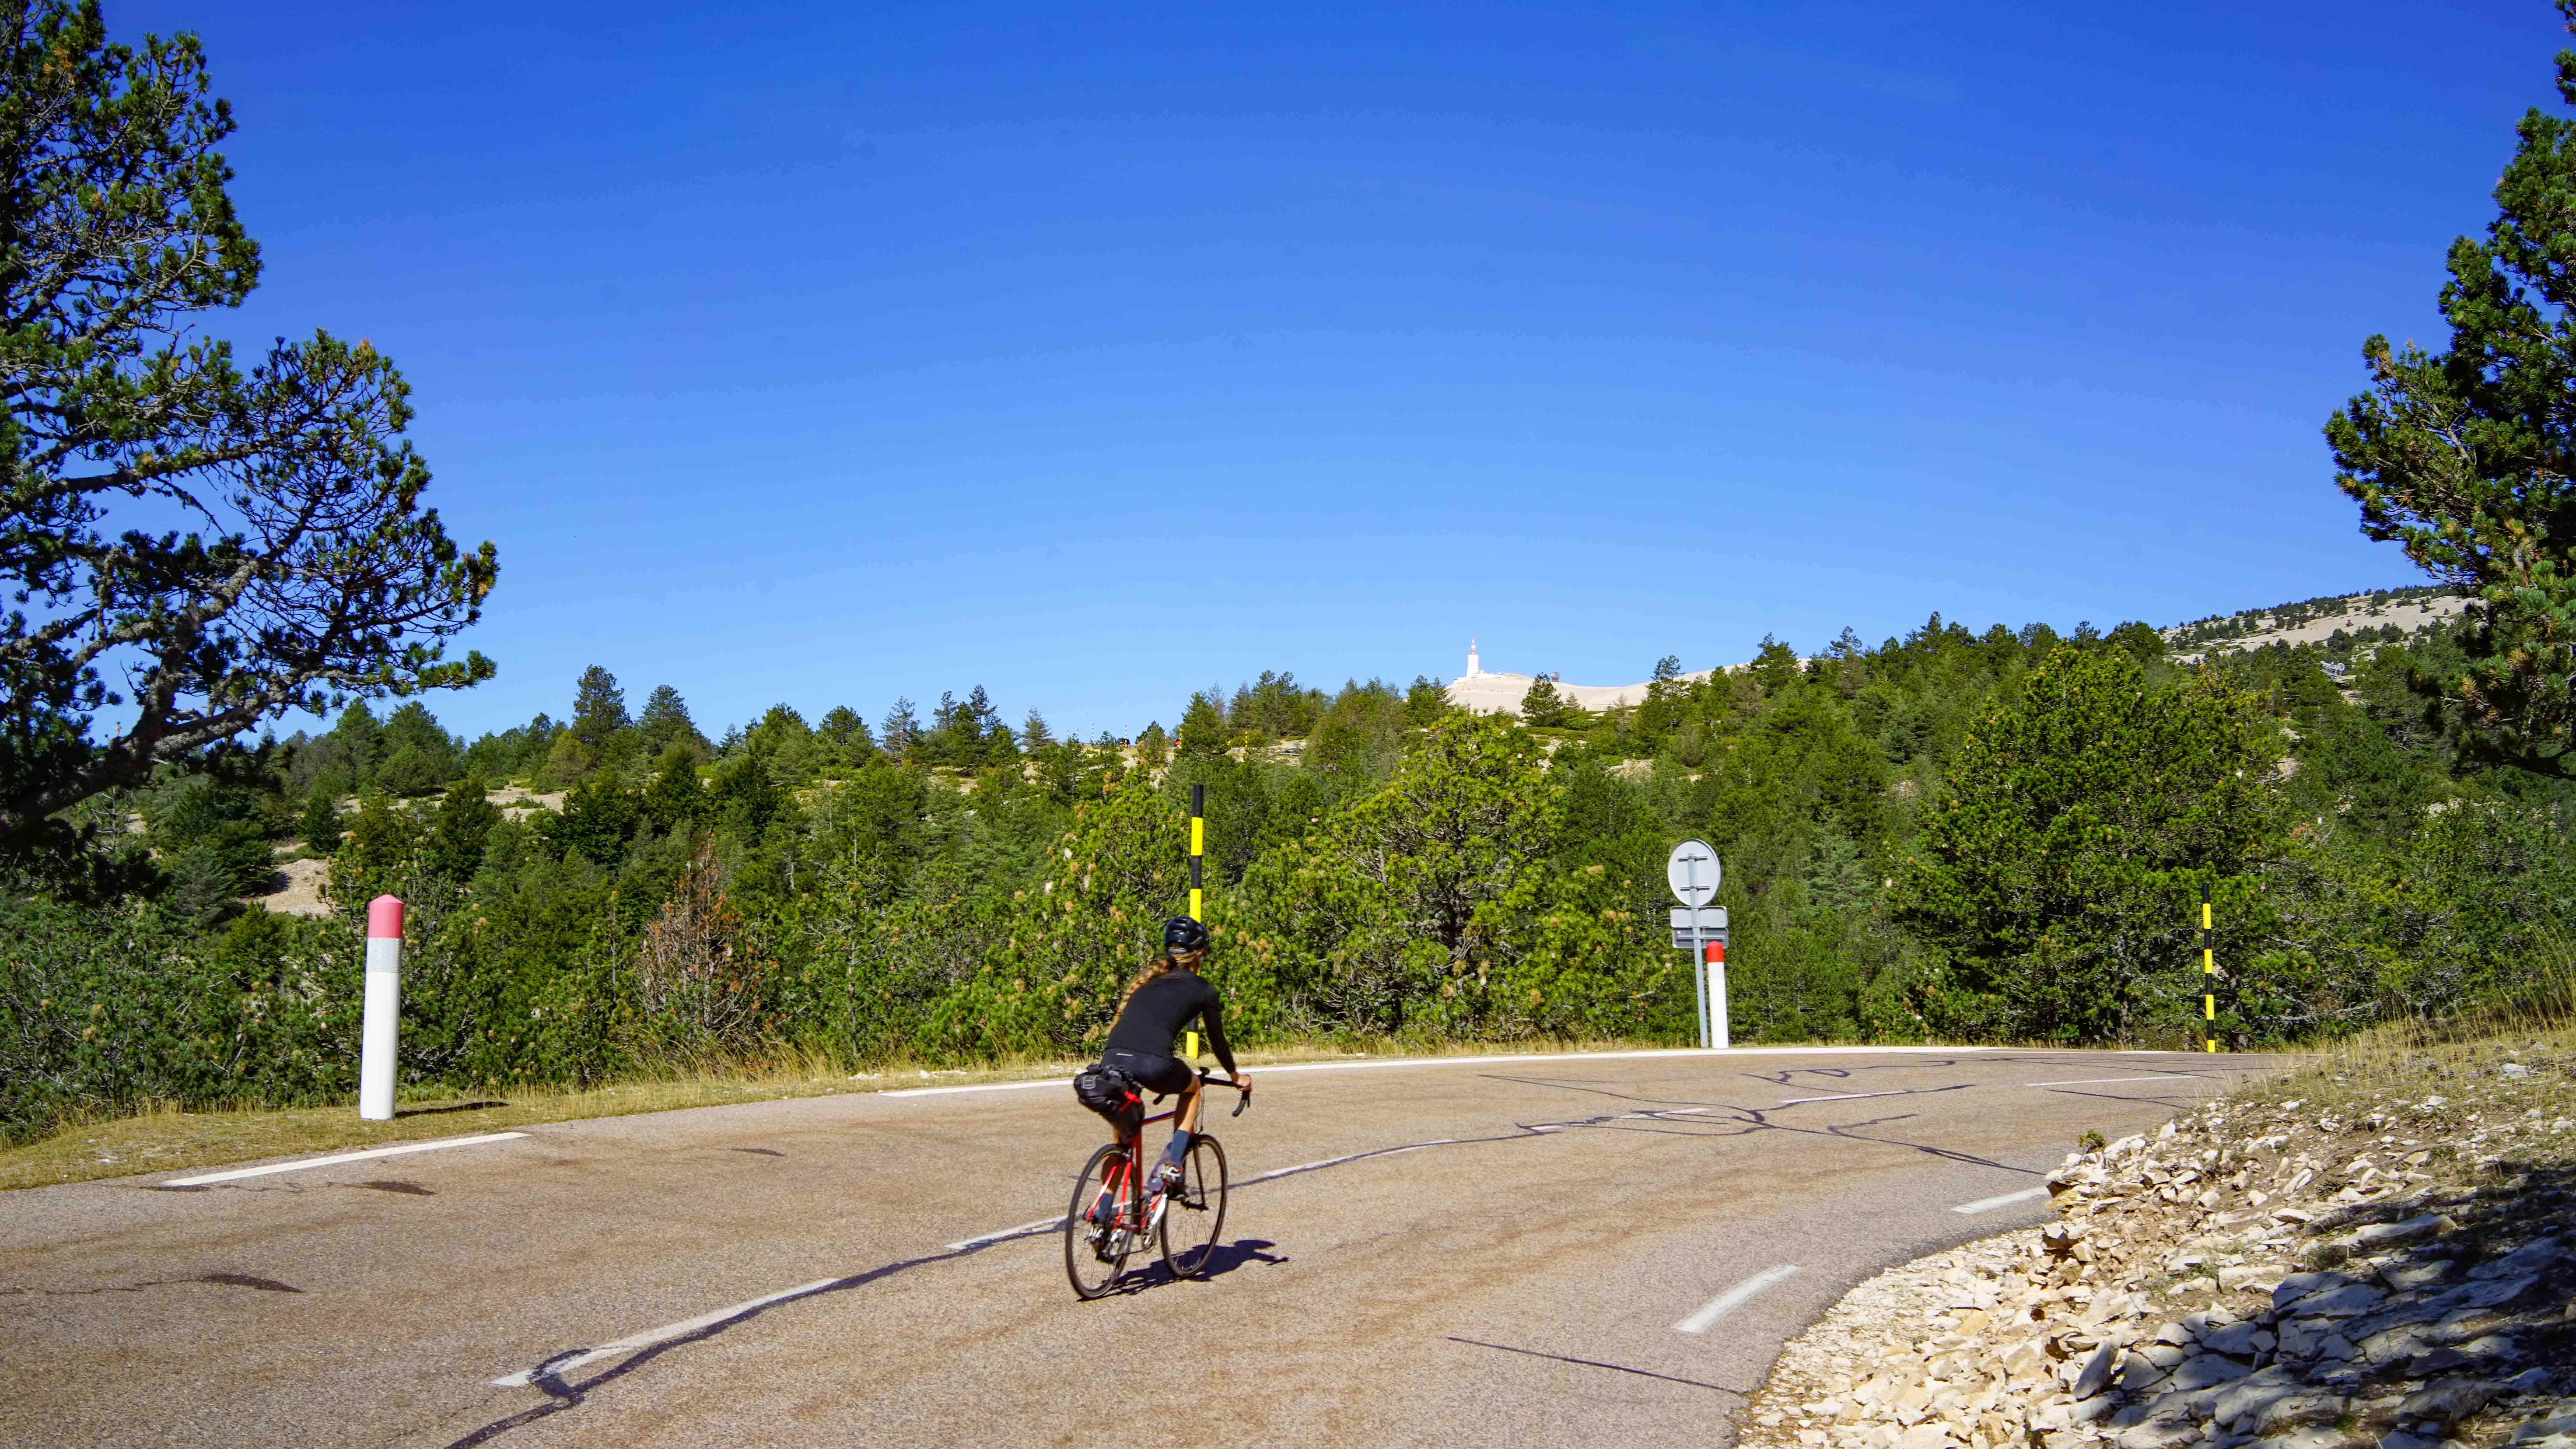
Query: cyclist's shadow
[[1109, 1238, 1286, 1295]]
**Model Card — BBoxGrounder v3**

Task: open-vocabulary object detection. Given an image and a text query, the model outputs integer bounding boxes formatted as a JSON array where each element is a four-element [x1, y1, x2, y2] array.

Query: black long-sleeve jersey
[[1103, 969, 1235, 1074]]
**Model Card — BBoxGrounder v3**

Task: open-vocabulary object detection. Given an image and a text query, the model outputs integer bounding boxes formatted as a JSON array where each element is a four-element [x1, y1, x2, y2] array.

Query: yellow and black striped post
[[1188, 782, 1204, 924], [2201, 880, 2217, 1053]]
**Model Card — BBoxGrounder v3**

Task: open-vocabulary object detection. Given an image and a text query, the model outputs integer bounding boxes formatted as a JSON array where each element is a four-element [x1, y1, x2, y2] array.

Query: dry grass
[[0, 1034, 1674, 1192], [2227, 982, 2576, 1162]]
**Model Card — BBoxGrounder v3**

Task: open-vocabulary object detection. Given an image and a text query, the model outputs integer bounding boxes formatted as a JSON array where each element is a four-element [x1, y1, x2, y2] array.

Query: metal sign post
[[1189, 783, 1204, 923], [1666, 840, 1728, 1050]]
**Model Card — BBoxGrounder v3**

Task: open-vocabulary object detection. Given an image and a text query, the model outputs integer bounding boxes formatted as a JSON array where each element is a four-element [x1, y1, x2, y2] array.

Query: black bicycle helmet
[[1163, 916, 1210, 952]]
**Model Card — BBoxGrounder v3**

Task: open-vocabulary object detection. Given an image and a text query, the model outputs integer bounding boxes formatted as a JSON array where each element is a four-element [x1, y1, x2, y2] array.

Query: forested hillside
[[10, 597, 2569, 1143]]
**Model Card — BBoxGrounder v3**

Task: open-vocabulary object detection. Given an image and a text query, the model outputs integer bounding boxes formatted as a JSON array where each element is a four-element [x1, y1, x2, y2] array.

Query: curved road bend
[[0, 1047, 2287, 1448]]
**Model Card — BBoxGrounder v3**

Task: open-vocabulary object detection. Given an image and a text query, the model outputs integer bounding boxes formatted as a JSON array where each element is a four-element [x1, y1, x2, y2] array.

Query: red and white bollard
[[359, 895, 403, 1121], [1705, 940, 1731, 1050]]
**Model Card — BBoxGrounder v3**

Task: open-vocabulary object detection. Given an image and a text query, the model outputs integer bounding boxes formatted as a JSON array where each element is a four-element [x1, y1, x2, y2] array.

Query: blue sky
[[123, 0, 2562, 741]]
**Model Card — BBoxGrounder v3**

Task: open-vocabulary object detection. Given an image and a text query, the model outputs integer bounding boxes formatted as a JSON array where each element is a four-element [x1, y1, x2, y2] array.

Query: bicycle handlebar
[[1197, 1068, 1252, 1116]]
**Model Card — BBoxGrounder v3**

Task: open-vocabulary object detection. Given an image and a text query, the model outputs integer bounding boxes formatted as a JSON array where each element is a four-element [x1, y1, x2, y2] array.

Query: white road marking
[[882, 1046, 2001, 1097], [945, 1217, 1064, 1251], [2022, 1075, 2208, 1088], [1675, 1264, 1801, 1334], [163, 1132, 530, 1186], [1952, 1186, 2048, 1214], [1778, 1089, 1916, 1105], [491, 1277, 841, 1387], [884, 1079, 1062, 1098], [940, 1136, 1476, 1257], [1238, 1140, 1457, 1186]]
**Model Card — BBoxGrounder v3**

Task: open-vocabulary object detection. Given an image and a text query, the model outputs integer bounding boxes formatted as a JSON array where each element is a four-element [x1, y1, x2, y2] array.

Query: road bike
[[1064, 1069, 1250, 1299]]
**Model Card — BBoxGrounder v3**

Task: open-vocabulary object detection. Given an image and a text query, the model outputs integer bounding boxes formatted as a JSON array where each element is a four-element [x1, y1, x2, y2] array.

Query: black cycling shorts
[[1101, 1048, 1192, 1098]]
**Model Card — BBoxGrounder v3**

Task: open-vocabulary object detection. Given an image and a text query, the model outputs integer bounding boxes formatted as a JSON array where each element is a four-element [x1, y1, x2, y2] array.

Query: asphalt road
[[0, 1047, 2288, 1448]]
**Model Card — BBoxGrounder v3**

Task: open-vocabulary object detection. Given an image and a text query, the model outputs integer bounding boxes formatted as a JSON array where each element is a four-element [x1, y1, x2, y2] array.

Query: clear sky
[[120, 0, 2562, 741]]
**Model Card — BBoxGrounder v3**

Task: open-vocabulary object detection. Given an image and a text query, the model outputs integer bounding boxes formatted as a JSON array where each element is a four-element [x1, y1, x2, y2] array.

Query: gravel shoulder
[[1740, 1034, 2576, 1449]]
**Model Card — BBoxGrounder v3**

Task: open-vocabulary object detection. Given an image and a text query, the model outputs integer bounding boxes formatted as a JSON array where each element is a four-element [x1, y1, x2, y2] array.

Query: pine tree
[[881, 697, 920, 760], [569, 666, 630, 752], [816, 706, 876, 767], [548, 772, 638, 867], [0, 1, 497, 841], [382, 702, 457, 779], [377, 743, 440, 797], [331, 701, 384, 788], [642, 744, 705, 833], [163, 842, 245, 931], [1518, 674, 1568, 728], [427, 776, 500, 881], [338, 792, 418, 881], [637, 685, 707, 757], [2323, 6, 2576, 771], [1403, 675, 1451, 728], [1175, 688, 1228, 758], [1136, 721, 1170, 768], [299, 784, 343, 853], [1021, 710, 1055, 752]]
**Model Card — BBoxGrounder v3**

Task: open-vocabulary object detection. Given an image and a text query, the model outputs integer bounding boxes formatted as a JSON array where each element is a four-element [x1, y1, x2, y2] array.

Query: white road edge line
[[1675, 1264, 1801, 1334], [882, 1046, 2003, 1097], [1778, 1089, 1916, 1105], [492, 1277, 841, 1388], [164, 1131, 530, 1187], [1238, 1140, 1456, 1186], [2022, 1075, 2210, 1088], [946, 1217, 1064, 1251], [1952, 1186, 2048, 1215]]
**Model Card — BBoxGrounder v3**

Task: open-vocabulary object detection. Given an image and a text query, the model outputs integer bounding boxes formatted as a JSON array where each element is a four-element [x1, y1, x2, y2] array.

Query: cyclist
[[1100, 916, 1249, 1193]]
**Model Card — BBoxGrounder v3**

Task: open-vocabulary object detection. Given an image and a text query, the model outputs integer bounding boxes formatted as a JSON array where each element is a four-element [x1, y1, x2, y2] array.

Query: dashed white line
[[1675, 1264, 1801, 1334], [491, 1278, 839, 1388], [163, 1132, 530, 1186], [2022, 1075, 2208, 1088], [1952, 1186, 2048, 1214]]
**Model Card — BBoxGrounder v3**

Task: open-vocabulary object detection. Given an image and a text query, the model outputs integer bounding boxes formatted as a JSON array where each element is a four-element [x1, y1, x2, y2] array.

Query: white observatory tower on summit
[[1466, 638, 1480, 678]]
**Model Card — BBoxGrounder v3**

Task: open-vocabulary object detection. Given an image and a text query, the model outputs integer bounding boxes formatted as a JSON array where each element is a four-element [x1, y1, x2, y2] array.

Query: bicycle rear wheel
[[1065, 1142, 1136, 1300], [1157, 1134, 1228, 1280]]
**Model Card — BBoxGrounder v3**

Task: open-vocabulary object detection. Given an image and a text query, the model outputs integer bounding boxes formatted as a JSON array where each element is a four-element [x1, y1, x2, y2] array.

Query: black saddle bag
[[1072, 1063, 1143, 1135]]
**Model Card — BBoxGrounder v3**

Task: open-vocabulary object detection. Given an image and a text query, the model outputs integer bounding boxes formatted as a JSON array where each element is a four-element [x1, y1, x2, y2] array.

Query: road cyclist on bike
[[1090, 915, 1249, 1191], [1065, 915, 1253, 1294]]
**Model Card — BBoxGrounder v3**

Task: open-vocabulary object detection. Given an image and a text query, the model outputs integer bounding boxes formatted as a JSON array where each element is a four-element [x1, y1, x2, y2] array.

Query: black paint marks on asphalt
[[196, 1273, 302, 1293], [1446, 1337, 1749, 1394], [359, 1180, 433, 1195], [731, 1148, 786, 1158]]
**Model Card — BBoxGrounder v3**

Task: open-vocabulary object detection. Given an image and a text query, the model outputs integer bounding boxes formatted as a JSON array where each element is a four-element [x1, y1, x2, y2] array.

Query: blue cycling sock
[[1159, 1132, 1192, 1172]]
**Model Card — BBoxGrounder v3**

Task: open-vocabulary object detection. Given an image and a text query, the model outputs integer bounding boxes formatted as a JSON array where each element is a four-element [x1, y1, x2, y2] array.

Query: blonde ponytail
[[1117, 953, 1177, 1013]]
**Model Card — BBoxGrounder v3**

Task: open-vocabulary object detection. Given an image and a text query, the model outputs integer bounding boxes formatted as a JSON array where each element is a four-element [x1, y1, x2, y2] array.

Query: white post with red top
[[1704, 938, 1731, 1051], [359, 895, 404, 1121]]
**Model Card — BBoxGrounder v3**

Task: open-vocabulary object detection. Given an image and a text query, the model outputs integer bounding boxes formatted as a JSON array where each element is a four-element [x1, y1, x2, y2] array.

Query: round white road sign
[[1666, 839, 1721, 905]]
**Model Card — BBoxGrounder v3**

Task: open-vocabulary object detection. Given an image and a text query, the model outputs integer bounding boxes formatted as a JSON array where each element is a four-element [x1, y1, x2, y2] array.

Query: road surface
[[0, 1046, 2285, 1448]]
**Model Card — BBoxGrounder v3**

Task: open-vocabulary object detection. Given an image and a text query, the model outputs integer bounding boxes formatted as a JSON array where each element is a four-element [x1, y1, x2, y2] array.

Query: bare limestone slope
[[1740, 1044, 2575, 1449]]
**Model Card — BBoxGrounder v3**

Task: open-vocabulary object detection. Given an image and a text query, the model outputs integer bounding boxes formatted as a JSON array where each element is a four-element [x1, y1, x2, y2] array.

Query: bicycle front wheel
[[1065, 1143, 1136, 1300], [1158, 1134, 1228, 1280]]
